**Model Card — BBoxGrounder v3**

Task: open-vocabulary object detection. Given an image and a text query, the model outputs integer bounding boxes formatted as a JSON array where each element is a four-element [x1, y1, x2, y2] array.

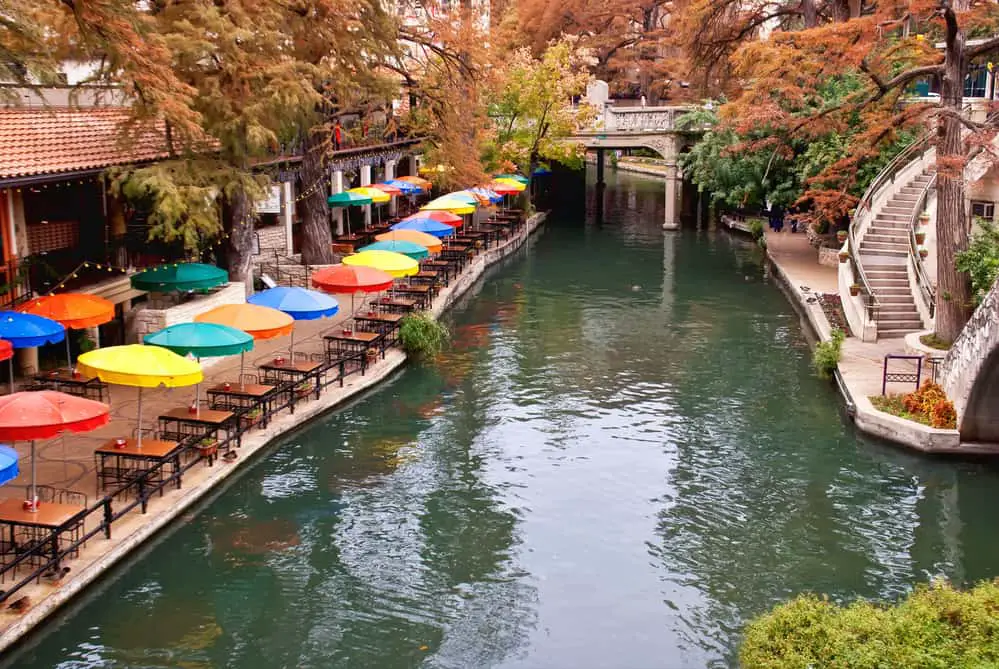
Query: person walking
[[334, 121, 343, 151]]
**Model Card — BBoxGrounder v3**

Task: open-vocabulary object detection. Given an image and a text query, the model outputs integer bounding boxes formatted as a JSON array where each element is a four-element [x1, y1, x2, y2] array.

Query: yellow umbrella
[[77, 344, 203, 446], [348, 187, 391, 204], [492, 178, 527, 192], [343, 250, 419, 278], [375, 230, 442, 253], [421, 197, 476, 215]]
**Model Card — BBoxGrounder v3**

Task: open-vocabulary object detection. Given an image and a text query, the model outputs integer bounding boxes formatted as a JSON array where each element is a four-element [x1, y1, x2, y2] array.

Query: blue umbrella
[[384, 179, 423, 195], [0, 312, 66, 348], [470, 187, 503, 204], [390, 219, 455, 238], [248, 287, 340, 356], [0, 444, 17, 486]]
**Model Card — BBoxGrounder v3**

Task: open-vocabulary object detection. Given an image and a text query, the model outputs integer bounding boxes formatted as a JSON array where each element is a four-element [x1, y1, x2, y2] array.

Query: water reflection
[[10, 170, 999, 669]]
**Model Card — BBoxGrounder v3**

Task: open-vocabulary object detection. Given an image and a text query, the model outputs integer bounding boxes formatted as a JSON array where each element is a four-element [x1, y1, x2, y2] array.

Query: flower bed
[[817, 293, 848, 333], [870, 381, 957, 429]]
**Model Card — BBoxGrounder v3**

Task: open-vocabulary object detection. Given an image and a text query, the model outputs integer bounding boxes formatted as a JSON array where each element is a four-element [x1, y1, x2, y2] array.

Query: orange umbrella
[[397, 175, 433, 189], [18, 293, 115, 368], [195, 304, 293, 380], [375, 230, 442, 253]]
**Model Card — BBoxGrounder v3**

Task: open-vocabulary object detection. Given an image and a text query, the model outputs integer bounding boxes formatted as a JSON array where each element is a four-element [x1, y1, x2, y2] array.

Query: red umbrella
[[311, 264, 394, 315], [0, 391, 110, 508], [371, 183, 403, 196], [402, 211, 463, 227]]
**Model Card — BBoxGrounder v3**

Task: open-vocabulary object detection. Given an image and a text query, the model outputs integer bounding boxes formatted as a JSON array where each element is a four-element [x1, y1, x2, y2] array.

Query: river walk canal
[[8, 171, 999, 668]]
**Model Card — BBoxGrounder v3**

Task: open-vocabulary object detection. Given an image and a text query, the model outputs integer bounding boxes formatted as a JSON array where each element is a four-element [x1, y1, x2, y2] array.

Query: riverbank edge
[[0, 211, 549, 654], [761, 239, 978, 455]]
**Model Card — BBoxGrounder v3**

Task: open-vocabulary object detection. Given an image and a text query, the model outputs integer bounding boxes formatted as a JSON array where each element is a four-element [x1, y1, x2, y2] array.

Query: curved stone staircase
[[858, 171, 933, 338]]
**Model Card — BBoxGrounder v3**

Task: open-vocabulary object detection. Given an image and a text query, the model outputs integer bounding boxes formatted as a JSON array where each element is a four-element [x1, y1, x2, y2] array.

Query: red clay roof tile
[[0, 106, 172, 179]]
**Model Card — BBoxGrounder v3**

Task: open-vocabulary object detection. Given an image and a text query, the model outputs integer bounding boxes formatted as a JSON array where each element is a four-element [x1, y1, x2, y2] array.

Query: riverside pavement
[[0, 212, 547, 650]]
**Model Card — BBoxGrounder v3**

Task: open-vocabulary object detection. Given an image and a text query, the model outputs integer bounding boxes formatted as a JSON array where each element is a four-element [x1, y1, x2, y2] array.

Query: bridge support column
[[331, 170, 344, 235], [595, 149, 605, 185], [594, 150, 606, 223], [360, 164, 372, 227], [663, 164, 682, 231]]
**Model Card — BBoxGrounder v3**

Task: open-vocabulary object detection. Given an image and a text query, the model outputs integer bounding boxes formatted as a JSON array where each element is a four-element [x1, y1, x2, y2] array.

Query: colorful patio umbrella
[[343, 250, 419, 278], [248, 287, 340, 356], [448, 190, 490, 206], [470, 187, 504, 204], [391, 218, 456, 238], [420, 197, 476, 215], [327, 191, 372, 207], [0, 311, 66, 349], [0, 339, 12, 393], [532, 166, 552, 176], [145, 322, 254, 411], [195, 304, 294, 381], [0, 444, 17, 487], [0, 390, 110, 505], [371, 183, 404, 196], [494, 173, 529, 185], [488, 182, 521, 196], [375, 230, 443, 253], [78, 344, 202, 446], [396, 176, 433, 189], [131, 263, 228, 293], [403, 210, 463, 227], [492, 178, 527, 192], [358, 240, 430, 261], [348, 187, 391, 204], [311, 265, 394, 315], [18, 293, 115, 369], [384, 179, 424, 195]]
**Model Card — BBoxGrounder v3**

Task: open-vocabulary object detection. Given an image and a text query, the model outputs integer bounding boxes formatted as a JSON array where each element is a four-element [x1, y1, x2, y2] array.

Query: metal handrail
[[848, 130, 933, 325], [908, 173, 937, 317]]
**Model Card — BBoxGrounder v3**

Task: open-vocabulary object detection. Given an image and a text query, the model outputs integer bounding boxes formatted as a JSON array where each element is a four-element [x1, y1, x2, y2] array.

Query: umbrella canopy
[[391, 218, 456, 238], [195, 304, 294, 340], [371, 183, 404, 196], [328, 191, 372, 207], [0, 312, 66, 348], [311, 265, 394, 294], [0, 340, 13, 362], [0, 444, 17, 486], [248, 287, 340, 321], [494, 173, 529, 185], [396, 176, 433, 189], [375, 230, 443, 253], [0, 390, 110, 441], [403, 210, 463, 227], [384, 179, 424, 195], [343, 250, 419, 278], [78, 344, 204, 388], [421, 197, 476, 215], [488, 182, 522, 196], [358, 240, 430, 260], [144, 322, 254, 358], [18, 293, 115, 330], [492, 178, 527, 192], [448, 190, 490, 206], [131, 263, 228, 293], [348, 187, 391, 204], [532, 166, 552, 175], [470, 187, 504, 204]]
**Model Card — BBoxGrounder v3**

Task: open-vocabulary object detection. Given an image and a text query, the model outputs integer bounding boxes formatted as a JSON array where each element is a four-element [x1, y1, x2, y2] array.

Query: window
[[965, 67, 988, 98], [971, 200, 995, 220]]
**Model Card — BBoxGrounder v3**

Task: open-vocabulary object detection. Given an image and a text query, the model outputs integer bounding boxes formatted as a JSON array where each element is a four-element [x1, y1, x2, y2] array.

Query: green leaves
[[956, 220, 999, 306]]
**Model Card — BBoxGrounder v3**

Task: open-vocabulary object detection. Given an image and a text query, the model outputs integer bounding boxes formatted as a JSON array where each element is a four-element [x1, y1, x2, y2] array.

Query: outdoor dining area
[[0, 170, 530, 604]]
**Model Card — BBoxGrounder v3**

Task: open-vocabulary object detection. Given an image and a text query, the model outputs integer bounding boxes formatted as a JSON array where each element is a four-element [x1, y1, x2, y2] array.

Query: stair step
[[877, 294, 916, 304], [878, 319, 924, 329], [878, 329, 917, 339], [868, 225, 910, 234], [865, 233, 909, 244], [879, 304, 920, 314]]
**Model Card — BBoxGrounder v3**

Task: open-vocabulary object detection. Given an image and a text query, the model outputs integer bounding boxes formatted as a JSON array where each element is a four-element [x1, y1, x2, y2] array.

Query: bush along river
[[9, 170, 999, 668]]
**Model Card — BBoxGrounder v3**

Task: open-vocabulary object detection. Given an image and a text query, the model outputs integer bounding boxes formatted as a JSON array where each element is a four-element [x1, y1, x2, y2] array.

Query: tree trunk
[[935, 14, 973, 342], [222, 185, 256, 298], [299, 129, 334, 265], [802, 0, 817, 28]]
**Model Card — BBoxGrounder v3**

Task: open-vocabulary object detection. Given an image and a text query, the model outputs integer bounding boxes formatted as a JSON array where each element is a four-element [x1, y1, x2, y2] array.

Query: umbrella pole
[[136, 387, 143, 448], [239, 350, 245, 387], [30, 440, 37, 509], [290, 328, 295, 358], [65, 336, 72, 371], [8, 357, 13, 394], [195, 356, 201, 417]]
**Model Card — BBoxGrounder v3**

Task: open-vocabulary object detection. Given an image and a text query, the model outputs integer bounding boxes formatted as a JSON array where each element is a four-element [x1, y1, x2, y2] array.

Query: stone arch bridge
[[567, 105, 702, 229]]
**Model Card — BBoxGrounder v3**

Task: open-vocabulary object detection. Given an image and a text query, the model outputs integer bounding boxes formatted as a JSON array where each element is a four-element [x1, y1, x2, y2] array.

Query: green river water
[[8, 171, 999, 668]]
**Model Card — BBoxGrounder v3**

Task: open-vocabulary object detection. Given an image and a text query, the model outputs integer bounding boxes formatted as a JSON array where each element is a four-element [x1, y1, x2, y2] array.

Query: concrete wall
[[941, 277, 999, 441], [130, 282, 246, 341]]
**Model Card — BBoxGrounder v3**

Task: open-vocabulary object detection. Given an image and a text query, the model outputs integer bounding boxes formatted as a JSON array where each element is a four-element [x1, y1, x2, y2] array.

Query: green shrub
[[399, 312, 450, 361], [811, 328, 844, 379], [747, 218, 764, 241], [956, 219, 999, 305], [741, 580, 999, 668]]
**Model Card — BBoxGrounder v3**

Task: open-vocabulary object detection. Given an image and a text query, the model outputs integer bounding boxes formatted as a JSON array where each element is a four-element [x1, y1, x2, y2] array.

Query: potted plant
[[242, 407, 263, 428], [838, 250, 849, 263], [849, 283, 861, 296], [836, 230, 848, 243], [919, 211, 930, 224], [915, 230, 926, 244], [197, 437, 218, 459], [918, 247, 929, 259], [294, 381, 313, 398], [365, 347, 379, 363]]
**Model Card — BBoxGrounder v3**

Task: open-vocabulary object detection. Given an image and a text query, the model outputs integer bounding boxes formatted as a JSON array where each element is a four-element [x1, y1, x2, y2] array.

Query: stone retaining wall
[[129, 282, 247, 341]]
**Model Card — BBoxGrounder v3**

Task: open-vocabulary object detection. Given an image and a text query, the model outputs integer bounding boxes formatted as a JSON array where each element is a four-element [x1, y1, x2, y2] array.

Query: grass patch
[[920, 333, 952, 350], [870, 393, 930, 426]]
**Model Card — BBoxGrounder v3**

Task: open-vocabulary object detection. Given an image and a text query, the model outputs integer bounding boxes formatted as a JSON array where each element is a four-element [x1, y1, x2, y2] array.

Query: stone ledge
[[904, 330, 949, 358], [854, 395, 966, 453]]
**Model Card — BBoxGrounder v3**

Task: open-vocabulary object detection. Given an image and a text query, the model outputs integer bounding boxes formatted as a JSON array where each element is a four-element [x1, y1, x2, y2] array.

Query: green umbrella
[[358, 240, 430, 260], [328, 191, 373, 207], [493, 173, 529, 185], [131, 262, 228, 292]]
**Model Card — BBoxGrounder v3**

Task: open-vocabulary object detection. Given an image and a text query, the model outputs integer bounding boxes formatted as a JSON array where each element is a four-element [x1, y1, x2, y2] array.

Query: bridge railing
[[586, 105, 695, 133]]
